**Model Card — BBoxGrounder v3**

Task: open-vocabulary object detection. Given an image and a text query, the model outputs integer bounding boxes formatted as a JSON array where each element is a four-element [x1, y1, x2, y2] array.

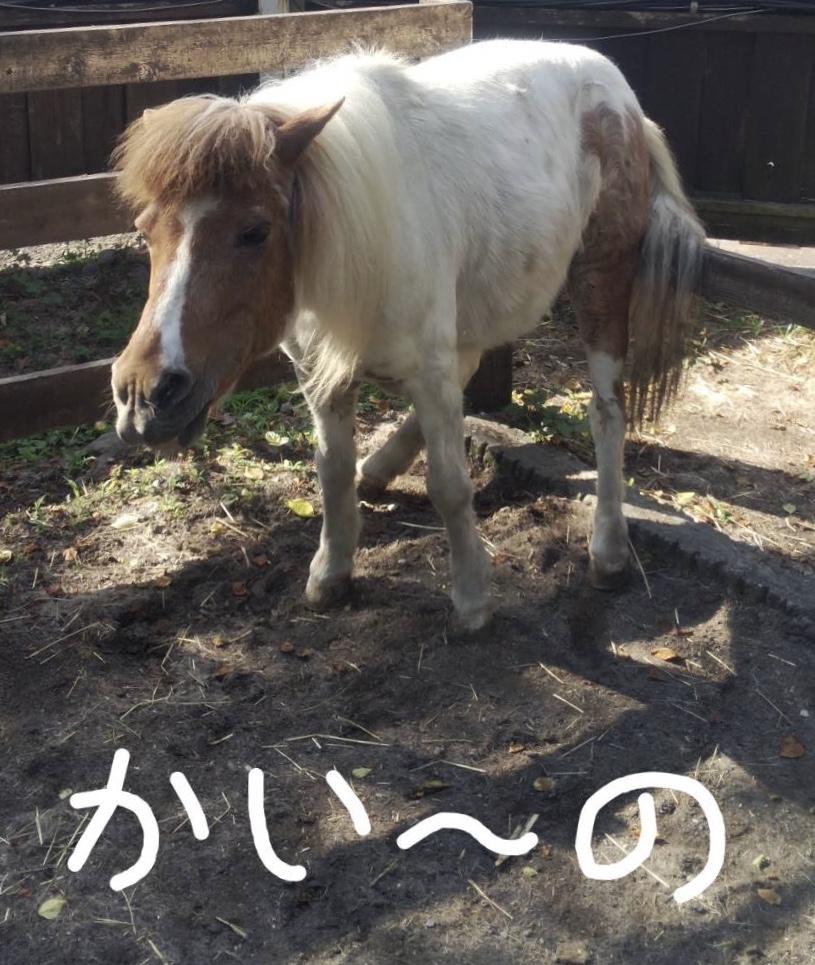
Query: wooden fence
[[1, 0, 814, 444], [472, 4, 815, 246], [0, 0, 472, 441]]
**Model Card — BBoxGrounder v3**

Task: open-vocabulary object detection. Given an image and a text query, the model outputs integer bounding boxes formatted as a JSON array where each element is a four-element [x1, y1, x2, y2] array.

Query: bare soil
[[1, 239, 814, 965]]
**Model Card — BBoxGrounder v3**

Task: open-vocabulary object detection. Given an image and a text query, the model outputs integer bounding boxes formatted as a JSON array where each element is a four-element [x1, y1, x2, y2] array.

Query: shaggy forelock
[[112, 96, 285, 208]]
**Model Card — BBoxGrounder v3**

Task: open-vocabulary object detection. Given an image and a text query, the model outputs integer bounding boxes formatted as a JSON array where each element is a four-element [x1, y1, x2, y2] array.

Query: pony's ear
[[274, 99, 344, 167]]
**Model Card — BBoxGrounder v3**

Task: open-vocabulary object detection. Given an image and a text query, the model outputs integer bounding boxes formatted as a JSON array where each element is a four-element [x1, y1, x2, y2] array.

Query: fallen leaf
[[154, 574, 171, 588], [651, 646, 681, 662], [251, 554, 269, 567], [533, 777, 555, 792], [757, 888, 782, 906], [212, 635, 229, 648], [0, 549, 12, 563], [555, 940, 589, 964], [521, 866, 538, 879], [752, 854, 770, 871], [779, 734, 805, 759], [352, 767, 373, 779], [295, 647, 314, 660], [231, 581, 250, 598], [782, 503, 797, 515], [62, 547, 79, 563], [279, 641, 296, 654], [264, 430, 291, 447], [213, 663, 236, 679], [673, 491, 697, 507], [38, 897, 66, 920], [244, 466, 264, 481], [286, 498, 315, 518], [110, 513, 139, 530], [509, 742, 526, 754], [413, 779, 452, 799]]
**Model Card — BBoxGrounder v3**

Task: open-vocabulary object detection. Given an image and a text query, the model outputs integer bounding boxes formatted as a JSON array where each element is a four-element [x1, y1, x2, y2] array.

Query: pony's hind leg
[[302, 381, 361, 609], [357, 349, 482, 500], [357, 412, 423, 500], [568, 254, 639, 590]]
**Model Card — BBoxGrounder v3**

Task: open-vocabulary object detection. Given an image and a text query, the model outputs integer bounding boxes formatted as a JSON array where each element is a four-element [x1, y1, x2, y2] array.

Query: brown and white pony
[[111, 40, 704, 630]]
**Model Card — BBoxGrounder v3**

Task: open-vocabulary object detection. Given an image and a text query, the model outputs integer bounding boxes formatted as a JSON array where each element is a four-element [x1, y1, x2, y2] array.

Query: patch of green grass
[[0, 423, 108, 474], [0, 244, 145, 373], [507, 386, 592, 454]]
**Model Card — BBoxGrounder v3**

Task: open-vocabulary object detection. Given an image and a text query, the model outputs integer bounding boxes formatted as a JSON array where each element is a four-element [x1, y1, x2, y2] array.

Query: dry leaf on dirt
[[555, 940, 589, 964], [509, 742, 526, 754], [286, 498, 316, 518], [352, 767, 373, 779], [412, 778, 452, 798], [0, 548, 12, 563], [154, 574, 172, 588], [779, 734, 805, 759], [231, 581, 251, 597], [651, 646, 681, 662], [62, 546, 78, 562], [533, 777, 555, 792], [110, 513, 139, 530], [37, 897, 66, 920], [251, 554, 269, 567], [244, 466, 264, 481], [757, 887, 782, 906]]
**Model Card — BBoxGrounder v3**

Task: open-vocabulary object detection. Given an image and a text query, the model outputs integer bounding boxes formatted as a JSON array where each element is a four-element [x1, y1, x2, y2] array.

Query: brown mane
[[112, 96, 286, 208]]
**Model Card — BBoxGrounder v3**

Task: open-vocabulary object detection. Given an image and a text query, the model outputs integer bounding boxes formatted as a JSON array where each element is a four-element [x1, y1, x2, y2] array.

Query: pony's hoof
[[453, 598, 495, 632], [589, 557, 630, 591], [356, 472, 388, 502], [304, 575, 352, 611]]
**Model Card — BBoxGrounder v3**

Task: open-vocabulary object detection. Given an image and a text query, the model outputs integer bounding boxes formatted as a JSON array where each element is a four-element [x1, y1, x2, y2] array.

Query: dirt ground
[[1, 239, 814, 965]]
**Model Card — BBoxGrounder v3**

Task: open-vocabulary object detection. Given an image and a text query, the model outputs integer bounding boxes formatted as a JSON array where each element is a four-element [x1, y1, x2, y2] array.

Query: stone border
[[465, 418, 815, 623]]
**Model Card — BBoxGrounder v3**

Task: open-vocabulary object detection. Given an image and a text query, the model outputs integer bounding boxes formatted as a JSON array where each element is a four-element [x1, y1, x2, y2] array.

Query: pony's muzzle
[[112, 363, 209, 448], [151, 367, 194, 411]]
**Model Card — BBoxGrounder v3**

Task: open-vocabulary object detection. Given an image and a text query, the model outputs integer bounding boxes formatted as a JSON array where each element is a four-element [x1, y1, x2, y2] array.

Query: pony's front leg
[[302, 383, 361, 609], [408, 362, 493, 630]]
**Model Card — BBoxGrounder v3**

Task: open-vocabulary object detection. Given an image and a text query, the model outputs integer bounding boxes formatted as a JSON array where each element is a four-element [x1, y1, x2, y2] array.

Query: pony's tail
[[627, 118, 705, 427]]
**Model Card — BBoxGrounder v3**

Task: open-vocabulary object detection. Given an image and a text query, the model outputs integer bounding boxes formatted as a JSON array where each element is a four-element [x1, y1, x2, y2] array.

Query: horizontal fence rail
[[0, 0, 481, 442], [0, 2, 472, 94]]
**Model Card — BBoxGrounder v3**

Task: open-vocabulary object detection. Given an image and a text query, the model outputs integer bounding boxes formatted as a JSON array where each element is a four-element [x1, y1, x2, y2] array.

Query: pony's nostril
[[152, 368, 193, 410]]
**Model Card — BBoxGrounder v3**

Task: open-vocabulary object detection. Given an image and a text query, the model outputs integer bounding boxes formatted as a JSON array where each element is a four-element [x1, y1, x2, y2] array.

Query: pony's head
[[110, 94, 342, 447]]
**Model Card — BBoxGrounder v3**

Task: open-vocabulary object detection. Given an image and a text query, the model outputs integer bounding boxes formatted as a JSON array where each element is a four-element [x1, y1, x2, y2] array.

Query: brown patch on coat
[[568, 106, 650, 361]]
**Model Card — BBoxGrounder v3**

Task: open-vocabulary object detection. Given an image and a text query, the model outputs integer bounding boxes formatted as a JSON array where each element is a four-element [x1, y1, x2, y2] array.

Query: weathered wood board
[[0, 3, 473, 94]]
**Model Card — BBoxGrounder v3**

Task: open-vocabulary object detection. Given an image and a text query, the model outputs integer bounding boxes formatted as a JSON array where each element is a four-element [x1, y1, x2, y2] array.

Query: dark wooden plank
[[643, 32, 706, 191], [593, 35, 648, 101], [694, 197, 815, 246], [0, 4, 473, 94], [125, 80, 187, 123], [701, 245, 815, 332], [0, 351, 295, 443], [472, 6, 815, 36], [465, 346, 513, 413], [0, 173, 131, 250], [0, 0, 256, 30], [0, 94, 30, 185], [743, 33, 812, 203], [801, 44, 815, 200], [27, 89, 85, 180], [82, 85, 126, 174], [696, 31, 752, 195]]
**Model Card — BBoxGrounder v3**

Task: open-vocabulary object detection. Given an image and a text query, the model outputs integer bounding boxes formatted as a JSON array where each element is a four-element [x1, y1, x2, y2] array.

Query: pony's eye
[[238, 223, 271, 248]]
